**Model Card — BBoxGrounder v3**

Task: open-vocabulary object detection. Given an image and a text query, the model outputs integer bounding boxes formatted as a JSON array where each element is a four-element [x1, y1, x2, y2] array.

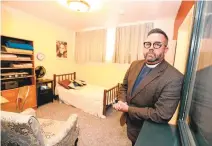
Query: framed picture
[[56, 41, 67, 58]]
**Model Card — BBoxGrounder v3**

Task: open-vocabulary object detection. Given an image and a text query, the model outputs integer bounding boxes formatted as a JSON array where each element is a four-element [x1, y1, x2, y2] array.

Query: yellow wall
[[1, 3, 194, 125], [169, 6, 194, 125], [75, 63, 130, 88], [174, 6, 194, 74], [1, 5, 178, 89], [74, 19, 177, 88], [1, 5, 76, 79]]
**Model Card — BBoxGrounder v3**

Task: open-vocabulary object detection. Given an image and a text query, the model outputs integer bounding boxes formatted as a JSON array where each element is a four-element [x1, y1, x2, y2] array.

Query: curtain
[[113, 23, 154, 64], [75, 29, 106, 63]]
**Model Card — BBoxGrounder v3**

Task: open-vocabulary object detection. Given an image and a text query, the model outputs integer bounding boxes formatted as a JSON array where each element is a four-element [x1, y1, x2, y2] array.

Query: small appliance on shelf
[[35, 66, 46, 81]]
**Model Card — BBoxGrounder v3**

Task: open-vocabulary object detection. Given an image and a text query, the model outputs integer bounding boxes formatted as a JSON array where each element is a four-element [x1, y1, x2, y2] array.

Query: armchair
[[1, 109, 79, 146]]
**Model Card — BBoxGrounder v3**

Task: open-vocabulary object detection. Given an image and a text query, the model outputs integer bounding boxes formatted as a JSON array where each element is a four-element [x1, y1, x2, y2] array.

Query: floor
[[36, 101, 131, 146]]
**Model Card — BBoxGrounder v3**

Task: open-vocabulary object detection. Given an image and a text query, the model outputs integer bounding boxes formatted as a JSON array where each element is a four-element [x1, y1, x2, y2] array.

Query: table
[[36, 79, 54, 107]]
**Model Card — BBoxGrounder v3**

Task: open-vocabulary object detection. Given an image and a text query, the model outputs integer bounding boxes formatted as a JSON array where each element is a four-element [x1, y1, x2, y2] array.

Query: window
[[178, 1, 212, 146], [105, 28, 116, 62], [112, 23, 154, 64], [75, 29, 107, 63]]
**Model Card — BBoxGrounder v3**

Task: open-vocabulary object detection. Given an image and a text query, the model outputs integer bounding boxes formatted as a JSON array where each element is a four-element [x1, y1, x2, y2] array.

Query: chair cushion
[[20, 108, 36, 116], [38, 115, 79, 146], [38, 118, 65, 140]]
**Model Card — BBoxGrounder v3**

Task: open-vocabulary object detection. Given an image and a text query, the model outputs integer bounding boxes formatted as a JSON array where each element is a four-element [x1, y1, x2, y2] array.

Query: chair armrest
[[46, 114, 79, 146], [20, 108, 36, 116]]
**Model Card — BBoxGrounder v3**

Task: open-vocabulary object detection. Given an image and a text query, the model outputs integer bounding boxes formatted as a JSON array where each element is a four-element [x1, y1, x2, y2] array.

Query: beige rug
[[36, 101, 131, 146]]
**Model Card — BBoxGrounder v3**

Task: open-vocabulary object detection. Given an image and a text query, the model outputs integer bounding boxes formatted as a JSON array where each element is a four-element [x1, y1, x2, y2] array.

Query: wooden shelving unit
[[1, 59, 33, 61], [1, 67, 33, 70], [1, 35, 37, 112], [1, 75, 35, 81]]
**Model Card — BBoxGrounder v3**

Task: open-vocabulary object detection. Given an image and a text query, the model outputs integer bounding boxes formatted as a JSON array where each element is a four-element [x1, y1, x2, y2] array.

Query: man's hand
[[113, 101, 129, 112]]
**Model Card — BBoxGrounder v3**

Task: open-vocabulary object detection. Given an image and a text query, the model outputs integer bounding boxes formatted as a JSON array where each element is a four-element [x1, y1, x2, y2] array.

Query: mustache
[[146, 52, 156, 56]]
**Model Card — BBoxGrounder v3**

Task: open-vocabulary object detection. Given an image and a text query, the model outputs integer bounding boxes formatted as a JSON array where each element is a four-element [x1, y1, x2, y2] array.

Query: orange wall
[[173, 0, 195, 40]]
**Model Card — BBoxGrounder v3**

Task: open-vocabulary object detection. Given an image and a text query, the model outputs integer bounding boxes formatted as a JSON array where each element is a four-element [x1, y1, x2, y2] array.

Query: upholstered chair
[[1, 109, 79, 146]]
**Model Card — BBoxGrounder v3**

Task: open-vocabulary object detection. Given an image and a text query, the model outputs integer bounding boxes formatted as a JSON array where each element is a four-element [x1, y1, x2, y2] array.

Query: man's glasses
[[143, 42, 166, 49]]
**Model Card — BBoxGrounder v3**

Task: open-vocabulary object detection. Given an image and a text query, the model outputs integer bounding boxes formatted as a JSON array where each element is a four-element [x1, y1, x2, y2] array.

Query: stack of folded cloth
[[11, 63, 33, 68], [1, 72, 28, 78], [17, 56, 31, 61], [1, 45, 33, 55], [1, 54, 17, 60]]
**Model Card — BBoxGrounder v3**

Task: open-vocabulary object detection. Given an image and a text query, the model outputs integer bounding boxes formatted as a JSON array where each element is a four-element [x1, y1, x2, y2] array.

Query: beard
[[144, 52, 163, 64]]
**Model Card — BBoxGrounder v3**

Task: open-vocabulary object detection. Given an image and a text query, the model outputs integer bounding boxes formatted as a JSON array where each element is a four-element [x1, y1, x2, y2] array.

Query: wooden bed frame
[[53, 72, 120, 116]]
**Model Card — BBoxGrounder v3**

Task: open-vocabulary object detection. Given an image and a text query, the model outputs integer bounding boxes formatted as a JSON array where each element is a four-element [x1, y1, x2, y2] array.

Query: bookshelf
[[1, 67, 33, 69], [0, 35, 37, 112]]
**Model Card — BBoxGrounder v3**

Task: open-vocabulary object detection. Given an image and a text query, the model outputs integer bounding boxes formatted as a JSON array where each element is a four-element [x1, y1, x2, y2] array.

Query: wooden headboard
[[53, 72, 76, 93]]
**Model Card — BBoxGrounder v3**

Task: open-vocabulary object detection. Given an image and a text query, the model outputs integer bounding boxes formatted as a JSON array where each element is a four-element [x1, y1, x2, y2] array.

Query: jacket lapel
[[128, 61, 144, 99], [130, 60, 168, 100]]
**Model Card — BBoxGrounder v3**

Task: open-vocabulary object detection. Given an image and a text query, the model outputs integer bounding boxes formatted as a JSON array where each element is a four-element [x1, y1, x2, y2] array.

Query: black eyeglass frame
[[143, 41, 167, 49]]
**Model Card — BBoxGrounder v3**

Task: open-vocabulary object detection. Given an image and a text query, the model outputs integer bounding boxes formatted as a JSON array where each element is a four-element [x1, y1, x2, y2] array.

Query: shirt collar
[[145, 62, 160, 68]]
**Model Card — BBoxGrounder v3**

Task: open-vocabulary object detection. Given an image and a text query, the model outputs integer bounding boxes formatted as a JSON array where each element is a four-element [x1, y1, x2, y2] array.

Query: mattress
[[55, 84, 106, 118]]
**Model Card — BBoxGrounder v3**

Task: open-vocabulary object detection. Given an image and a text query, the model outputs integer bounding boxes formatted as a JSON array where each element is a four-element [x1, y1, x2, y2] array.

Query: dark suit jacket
[[118, 60, 183, 142]]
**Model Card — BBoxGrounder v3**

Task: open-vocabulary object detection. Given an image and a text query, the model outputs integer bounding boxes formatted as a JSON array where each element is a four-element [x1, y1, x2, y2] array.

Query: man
[[113, 28, 183, 146]]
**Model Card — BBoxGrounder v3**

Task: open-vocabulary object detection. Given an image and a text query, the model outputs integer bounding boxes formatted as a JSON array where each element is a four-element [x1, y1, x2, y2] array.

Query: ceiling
[[2, 0, 182, 31]]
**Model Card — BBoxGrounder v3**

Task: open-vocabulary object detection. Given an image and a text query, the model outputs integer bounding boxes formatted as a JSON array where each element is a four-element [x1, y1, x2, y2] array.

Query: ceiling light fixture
[[67, 0, 90, 12]]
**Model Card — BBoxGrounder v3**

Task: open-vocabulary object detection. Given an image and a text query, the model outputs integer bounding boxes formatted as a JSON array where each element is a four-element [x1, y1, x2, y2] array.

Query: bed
[[53, 72, 120, 118]]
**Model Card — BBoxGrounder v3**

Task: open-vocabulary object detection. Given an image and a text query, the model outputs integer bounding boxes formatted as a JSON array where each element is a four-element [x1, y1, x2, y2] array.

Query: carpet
[[36, 101, 131, 146]]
